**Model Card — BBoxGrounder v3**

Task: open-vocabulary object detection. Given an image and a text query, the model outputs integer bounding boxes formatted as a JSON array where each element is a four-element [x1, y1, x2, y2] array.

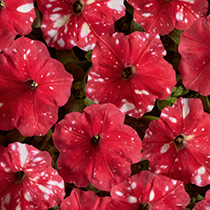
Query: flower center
[[137, 203, 152, 210], [121, 65, 135, 80], [91, 134, 100, 144], [72, 0, 83, 15], [174, 134, 185, 150], [0, 0, 5, 9], [14, 171, 26, 184], [23, 78, 38, 90]]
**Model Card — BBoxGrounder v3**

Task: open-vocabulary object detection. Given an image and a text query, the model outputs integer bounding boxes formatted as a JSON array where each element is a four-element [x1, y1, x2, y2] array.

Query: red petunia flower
[[36, 0, 125, 51], [0, 142, 65, 210], [60, 188, 111, 210], [106, 170, 190, 210], [53, 103, 142, 191], [128, 0, 208, 35], [86, 31, 176, 118], [193, 189, 210, 210], [178, 16, 210, 96], [0, 36, 73, 136], [143, 98, 210, 186], [0, 0, 36, 51]]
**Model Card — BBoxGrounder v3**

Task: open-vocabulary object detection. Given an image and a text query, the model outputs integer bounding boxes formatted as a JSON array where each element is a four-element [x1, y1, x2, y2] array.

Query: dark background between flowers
[[1, 0, 210, 209]]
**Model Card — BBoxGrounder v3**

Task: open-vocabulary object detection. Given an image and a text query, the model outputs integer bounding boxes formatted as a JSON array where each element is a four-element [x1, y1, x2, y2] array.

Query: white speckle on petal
[[48, 29, 57, 38], [52, 7, 62, 12], [127, 196, 137, 203], [147, 105, 154, 112], [18, 143, 29, 168], [176, 11, 184, 21], [17, 3, 34, 13], [149, 190, 155, 201], [166, 88, 171, 94], [80, 22, 91, 38], [0, 103, 3, 108], [107, 0, 124, 11], [115, 191, 123, 196], [24, 191, 32, 201], [169, 117, 177, 123], [58, 38, 65, 47], [46, 4, 52, 8], [38, 185, 53, 194], [120, 99, 135, 113], [198, 166, 205, 175], [135, 89, 149, 95], [161, 143, 170, 154], [87, 0, 95, 4], [196, 175, 202, 185], [142, 13, 151, 17], [182, 99, 190, 119], [53, 14, 70, 28], [165, 186, 169, 191]]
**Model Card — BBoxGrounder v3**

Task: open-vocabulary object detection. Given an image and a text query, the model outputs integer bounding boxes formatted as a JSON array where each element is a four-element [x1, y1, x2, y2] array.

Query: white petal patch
[[149, 190, 155, 201], [53, 14, 70, 28], [47, 29, 57, 38], [115, 191, 124, 196], [196, 175, 201, 185], [127, 196, 137, 203], [47, 180, 64, 188], [160, 143, 170, 154], [58, 38, 65, 47], [142, 13, 151, 17], [87, 0, 95, 4], [182, 99, 190, 119], [181, 0, 195, 3], [198, 166, 205, 175], [107, 0, 124, 11], [169, 117, 177, 123], [38, 185, 53, 194], [176, 11, 184, 21], [0, 103, 3, 107], [120, 99, 135, 113], [135, 90, 149, 95], [17, 3, 34, 13], [24, 191, 32, 202], [80, 22, 91, 38], [18, 143, 29, 168]]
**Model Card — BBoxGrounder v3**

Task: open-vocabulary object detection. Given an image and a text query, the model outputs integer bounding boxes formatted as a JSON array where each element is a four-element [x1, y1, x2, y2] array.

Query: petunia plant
[[86, 31, 176, 118], [143, 98, 210, 186], [53, 103, 142, 191], [0, 0, 36, 51], [0, 0, 210, 209], [0, 142, 65, 209], [36, 0, 125, 50], [128, 0, 208, 35], [0, 36, 73, 137]]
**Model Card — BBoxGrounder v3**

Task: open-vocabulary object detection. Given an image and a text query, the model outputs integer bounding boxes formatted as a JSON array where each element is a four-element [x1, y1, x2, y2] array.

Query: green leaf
[[131, 20, 145, 33], [157, 99, 172, 111], [199, 96, 210, 113], [168, 28, 184, 45], [32, 6, 41, 28], [84, 97, 95, 107], [56, 49, 79, 65], [85, 50, 93, 62]]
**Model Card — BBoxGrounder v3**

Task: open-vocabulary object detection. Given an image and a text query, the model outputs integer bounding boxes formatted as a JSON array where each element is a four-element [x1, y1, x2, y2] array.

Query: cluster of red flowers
[[0, 0, 210, 209]]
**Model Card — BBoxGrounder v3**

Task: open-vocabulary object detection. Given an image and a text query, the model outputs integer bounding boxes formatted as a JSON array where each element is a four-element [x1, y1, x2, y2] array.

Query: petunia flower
[[128, 0, 208, 35], [0, 36, 73, 137], [53, 103, 142, 191], [106, 170, 190, 210], [36, 0, 125, 51], [193, 189, 210, 210], [0, 142, 65, 210], [0, 0, 36, 51], [143, 98, 210, 186], [60, 188, 111, 210], [178, 16, 210, 96], [86, 31, 176, 118]]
